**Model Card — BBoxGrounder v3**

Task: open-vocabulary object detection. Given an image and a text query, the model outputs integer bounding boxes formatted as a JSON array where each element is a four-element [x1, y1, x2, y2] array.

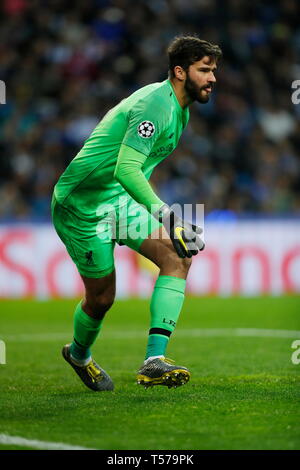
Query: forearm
[[114, 144, 164, 213]]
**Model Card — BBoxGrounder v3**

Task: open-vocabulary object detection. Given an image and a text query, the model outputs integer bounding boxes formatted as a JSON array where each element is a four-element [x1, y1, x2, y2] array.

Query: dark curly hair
[[167, 35, 222, 77]]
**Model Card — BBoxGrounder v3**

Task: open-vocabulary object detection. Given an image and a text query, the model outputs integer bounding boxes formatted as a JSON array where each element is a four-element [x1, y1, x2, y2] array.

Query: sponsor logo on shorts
[[85, 250, 95, 265]]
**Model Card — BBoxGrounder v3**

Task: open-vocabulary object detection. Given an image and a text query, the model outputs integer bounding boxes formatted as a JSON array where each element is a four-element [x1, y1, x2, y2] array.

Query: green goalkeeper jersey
[[54, 79, 189, 220]]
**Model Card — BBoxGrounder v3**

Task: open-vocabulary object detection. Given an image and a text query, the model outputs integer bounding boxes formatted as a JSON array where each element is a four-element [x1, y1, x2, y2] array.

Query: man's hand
[[155, 204, 205, 258]]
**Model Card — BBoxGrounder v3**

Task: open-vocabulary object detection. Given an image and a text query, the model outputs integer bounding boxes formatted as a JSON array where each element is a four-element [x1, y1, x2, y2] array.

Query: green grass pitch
[[0, 296, 299, 450]]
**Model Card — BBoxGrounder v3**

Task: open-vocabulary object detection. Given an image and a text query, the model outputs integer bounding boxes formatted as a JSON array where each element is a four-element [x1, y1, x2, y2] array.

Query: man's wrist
[[153, 203, 171, 223]]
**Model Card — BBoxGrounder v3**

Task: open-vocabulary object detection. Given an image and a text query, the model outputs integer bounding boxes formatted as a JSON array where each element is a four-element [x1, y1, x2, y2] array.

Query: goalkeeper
[[52, 35, 222, 391]]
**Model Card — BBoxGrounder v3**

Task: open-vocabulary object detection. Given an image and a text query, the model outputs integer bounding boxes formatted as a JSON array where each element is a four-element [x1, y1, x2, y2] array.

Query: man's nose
[[209, 72, 217, 83]]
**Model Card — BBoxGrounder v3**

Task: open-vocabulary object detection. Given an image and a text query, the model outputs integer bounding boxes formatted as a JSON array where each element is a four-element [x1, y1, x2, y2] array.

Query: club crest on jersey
[[137, 121, 155, 138]]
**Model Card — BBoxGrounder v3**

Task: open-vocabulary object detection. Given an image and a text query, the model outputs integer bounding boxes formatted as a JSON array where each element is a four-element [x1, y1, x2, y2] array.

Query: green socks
[[69, 276, 186, 363], [70, 302, 103, 362], [145, 275, 186, 360]]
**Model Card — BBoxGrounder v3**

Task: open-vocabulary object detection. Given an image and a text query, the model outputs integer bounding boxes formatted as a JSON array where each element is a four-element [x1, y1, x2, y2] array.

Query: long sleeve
[[114, 143, 164, 213]]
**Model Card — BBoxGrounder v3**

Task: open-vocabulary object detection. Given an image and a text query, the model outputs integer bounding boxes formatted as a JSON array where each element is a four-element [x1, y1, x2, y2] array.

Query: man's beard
[[184, 72, 210, 104]]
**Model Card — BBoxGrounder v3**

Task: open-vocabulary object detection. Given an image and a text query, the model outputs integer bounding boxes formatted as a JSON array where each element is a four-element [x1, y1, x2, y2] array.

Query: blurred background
[[1, 2, 299, 451], [0, 0, 299, 297], [1, 2, 300, 454]]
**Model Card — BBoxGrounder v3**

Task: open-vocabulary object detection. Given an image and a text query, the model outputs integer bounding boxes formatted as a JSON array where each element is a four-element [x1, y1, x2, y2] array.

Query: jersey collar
[[166, 79, 185, 113]]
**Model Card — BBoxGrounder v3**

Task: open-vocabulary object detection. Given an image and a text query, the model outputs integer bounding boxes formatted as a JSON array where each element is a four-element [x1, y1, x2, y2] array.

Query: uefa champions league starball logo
[[137, 121, 155, 138]]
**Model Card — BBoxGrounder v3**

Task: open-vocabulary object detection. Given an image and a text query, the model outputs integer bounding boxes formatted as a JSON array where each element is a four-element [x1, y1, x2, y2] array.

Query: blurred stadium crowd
[[0, 0, 300, 221]]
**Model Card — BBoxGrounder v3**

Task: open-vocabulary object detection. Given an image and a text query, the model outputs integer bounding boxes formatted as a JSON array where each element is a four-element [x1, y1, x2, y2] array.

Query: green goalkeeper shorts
[[51, 195, 162, 278]]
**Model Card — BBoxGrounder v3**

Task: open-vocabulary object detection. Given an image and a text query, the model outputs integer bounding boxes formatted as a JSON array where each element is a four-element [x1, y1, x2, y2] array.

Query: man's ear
[[174, 66, 186, 82]]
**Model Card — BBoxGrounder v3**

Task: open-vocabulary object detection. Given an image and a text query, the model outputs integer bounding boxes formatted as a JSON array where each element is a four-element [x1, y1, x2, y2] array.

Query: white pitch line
[[175, 328, 300, 339], [0, 434, 95, 450], [2, 328, 300, 342]]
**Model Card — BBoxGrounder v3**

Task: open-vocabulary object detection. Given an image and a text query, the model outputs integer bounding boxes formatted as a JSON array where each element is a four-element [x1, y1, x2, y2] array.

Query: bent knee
[[162, 245, 193, 272], [174, 252, 193, 271], [181, 255, 193, 269], [95, 293, 115, 312], [86, 292, 115, 316]]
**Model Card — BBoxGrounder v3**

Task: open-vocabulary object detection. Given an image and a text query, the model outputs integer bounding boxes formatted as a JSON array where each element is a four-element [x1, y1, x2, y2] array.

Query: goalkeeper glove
[[154, 204, 205, 258]]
